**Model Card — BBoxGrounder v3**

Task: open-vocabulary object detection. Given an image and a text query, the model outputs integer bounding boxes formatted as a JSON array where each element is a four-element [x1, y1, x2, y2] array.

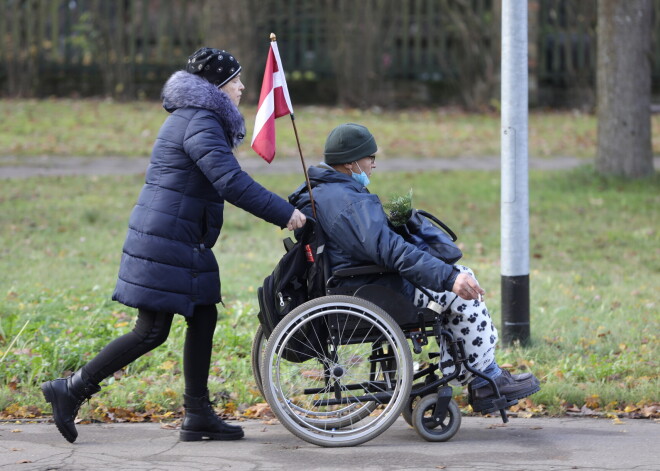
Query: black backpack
[[257, 219, 328, 362]]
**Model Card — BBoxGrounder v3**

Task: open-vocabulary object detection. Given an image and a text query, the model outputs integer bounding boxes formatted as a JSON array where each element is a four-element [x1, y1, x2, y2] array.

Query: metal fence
[[1, 0, 658, 107]]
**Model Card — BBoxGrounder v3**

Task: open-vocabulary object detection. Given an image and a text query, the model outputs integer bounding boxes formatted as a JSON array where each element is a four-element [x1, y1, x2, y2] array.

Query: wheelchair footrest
[[477, 396, 518, 415]]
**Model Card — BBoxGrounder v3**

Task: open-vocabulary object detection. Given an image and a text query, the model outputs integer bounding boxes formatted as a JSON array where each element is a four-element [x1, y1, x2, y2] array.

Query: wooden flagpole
[[270, 33, 317, 219], [290, 114, 317, 219]]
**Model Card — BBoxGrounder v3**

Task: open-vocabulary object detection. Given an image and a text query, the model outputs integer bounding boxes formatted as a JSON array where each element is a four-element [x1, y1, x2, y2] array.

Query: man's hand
[[451, 273, 485, 301], [286, 209, 307, 231]]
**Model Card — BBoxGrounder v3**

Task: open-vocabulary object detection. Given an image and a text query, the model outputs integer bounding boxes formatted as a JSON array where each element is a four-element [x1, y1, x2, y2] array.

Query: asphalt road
[[1, 416, 658, 470]]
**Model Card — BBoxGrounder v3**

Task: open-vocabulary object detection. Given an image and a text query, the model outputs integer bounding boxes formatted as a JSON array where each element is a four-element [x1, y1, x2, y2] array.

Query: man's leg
[[414, 265, 498, 385], [413, 265, 540, 411]]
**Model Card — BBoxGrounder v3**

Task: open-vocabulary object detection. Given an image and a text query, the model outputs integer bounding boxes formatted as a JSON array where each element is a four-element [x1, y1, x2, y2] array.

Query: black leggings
[[82, 305, 218, 397]]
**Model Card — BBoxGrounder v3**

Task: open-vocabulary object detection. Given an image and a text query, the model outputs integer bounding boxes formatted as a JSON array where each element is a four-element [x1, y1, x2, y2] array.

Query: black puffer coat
[[112, 71, 294, 316]]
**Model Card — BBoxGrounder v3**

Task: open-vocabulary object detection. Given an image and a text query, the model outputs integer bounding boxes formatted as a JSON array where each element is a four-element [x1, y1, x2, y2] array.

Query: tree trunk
[[596, 0, 654, 177]]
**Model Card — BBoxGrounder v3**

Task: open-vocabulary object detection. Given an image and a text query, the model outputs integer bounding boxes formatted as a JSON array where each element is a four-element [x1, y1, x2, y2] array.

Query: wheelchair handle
[[416, 209, 458, 242]]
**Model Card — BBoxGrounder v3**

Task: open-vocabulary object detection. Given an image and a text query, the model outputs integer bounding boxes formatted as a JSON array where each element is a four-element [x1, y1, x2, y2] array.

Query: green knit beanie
[[324, 123, 377, 165]]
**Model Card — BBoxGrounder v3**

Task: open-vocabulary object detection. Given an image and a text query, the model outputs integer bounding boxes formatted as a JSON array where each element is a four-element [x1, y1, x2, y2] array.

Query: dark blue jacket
[[113, 71, 294, 316], [288, 165, 458, 299]]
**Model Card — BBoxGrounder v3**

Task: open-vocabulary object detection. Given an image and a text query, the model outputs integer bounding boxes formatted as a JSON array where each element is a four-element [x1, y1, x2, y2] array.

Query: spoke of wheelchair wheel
[[320, 313, 338, 355], [334, 310, 350, 347], [299, 317, 329, 361], [333, 309, 367, 351], [337, 367, 369, 403], [342, 335, 390, 368], [320, 311, 350, 357], [335, 381, 362, 411], [307, 314, 334, 361], [280, 316, 330, 364]]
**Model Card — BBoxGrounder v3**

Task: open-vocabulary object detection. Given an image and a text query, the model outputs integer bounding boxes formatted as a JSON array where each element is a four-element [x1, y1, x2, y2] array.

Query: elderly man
[[288, 123, 540, 413]]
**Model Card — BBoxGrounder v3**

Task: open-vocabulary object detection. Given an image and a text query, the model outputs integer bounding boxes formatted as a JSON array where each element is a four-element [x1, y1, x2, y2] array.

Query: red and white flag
[[251, 40, 294, 163]]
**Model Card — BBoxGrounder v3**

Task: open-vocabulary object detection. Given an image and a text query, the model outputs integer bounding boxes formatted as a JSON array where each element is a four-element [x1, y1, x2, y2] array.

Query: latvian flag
[[251, 38, 294, 163]]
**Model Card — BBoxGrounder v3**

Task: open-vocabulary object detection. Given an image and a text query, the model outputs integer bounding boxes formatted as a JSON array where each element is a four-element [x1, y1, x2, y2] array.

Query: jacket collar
[[161, 71, 245, 148], [288, 164, 365, 207], [308, 164, 364, 190]]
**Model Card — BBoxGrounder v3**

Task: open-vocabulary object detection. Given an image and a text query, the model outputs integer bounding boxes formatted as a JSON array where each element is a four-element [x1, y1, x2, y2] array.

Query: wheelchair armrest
[[331, 265, 396, 278]]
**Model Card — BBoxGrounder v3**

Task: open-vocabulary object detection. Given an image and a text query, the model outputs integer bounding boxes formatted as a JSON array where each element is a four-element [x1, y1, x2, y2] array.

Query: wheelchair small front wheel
[[412, 394, 461, 442]]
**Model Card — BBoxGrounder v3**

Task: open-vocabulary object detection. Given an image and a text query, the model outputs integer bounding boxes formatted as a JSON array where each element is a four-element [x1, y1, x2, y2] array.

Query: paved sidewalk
[[0, 155, 595, 179], [2, 155, 659, 179], [1, 416, 658, 470]]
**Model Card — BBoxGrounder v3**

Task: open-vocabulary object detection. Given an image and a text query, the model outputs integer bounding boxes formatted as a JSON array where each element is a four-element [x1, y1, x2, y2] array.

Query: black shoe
[[468, 369, 541, 413], [180, 392, 244, 441], [41, 370, 101, 443]]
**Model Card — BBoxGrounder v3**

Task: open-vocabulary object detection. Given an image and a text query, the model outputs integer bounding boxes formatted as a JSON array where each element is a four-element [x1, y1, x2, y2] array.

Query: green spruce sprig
[[384, 189, 413, 227]]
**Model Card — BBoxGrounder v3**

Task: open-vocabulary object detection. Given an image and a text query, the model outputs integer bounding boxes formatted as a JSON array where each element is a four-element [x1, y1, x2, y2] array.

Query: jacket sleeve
[[329, 196, 458, 292], [183, 111, 294, 228]]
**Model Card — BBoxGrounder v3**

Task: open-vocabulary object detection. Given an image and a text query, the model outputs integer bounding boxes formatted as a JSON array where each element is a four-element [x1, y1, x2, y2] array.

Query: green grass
[[1, 167, 658, 421], [2, 99, 660, 161]]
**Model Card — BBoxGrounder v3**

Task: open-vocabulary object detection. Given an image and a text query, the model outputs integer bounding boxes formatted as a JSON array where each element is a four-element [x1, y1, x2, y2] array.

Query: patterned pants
[[413, 265, 498, 386]]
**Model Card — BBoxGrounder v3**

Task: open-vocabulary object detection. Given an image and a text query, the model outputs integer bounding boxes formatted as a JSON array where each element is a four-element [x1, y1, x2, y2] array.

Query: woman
[[41, 47, 306, 443]]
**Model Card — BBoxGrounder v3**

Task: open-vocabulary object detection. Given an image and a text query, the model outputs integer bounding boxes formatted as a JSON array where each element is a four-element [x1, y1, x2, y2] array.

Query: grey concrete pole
[[501, 0, 530, 345]]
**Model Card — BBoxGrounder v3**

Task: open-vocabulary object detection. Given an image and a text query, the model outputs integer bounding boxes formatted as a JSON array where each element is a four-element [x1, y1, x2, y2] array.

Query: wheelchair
[[251, 232, 514, 448]]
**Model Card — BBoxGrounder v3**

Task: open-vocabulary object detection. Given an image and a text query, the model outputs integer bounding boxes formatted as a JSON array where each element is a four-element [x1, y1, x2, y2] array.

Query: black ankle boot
[[180, 392, 244, 441], [468, 369, 541, 413], [41, 370, 101, 443]]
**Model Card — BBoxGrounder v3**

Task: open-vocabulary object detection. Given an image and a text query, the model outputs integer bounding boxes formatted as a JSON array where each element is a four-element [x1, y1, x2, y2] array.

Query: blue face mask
[[351, 162, 370, 187]]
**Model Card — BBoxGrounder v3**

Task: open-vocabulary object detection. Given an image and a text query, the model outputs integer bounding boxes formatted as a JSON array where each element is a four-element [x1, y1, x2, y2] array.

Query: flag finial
[[270, 32, 277, 42]]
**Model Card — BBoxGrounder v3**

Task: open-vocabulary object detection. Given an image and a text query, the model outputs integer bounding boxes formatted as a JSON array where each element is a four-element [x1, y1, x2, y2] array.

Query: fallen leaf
[[486, 423, 507, 429], [159, 360, 176, 371], [580, 405, 595, 415], [243, 403, 274, 419], [585, 395, 600, 409], [641, 405, 660, 417]]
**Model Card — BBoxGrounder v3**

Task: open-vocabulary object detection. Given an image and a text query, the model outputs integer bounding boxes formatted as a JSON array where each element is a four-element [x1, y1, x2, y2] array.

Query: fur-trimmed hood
[[161, 71, 246, 148]]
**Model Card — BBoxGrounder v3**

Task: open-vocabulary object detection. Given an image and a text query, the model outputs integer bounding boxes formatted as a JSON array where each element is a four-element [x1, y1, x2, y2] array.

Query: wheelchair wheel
[[250, 325, 267, 398], [402, 394, 420, 427], [254, 327, 376, 424], [261, 295, 413, 447], [412, 394, 461, 442]]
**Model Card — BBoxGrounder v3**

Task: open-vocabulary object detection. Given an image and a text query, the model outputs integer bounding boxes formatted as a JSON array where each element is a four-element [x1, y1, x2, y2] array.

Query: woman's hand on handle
[[451, 273, 485, 301], [286, 209, 307, 231]]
